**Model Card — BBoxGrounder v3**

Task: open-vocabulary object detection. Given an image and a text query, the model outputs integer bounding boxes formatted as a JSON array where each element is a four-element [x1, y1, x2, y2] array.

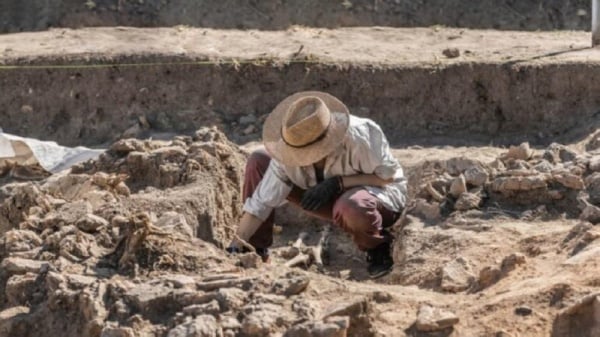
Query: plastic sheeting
[[0, 128, 104, 173]]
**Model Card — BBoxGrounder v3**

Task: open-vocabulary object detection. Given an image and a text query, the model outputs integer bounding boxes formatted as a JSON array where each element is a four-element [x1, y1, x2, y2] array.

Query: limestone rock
[[161, 274, 197, 289], [491, 175, 548, 192], [449, 175, 467, 198], [76, 214, 109, 232], [284, 317, 350, 337], [323, 297, 369, 319], [464, 166, 488, 186], [241, 310, 280, 336], [585, 173, 600, 204], [272, 274, 310, 297], [534, 160, 554, 173], [506, 143, 533, 161], [444, 158, 483, 176], [454, 192, 481, 211], [183, 300, 221, 317], [4, 229, 42, 252], [580, 204, 600, 224], [415, 304, 459, 332], [441, 257, 475, 292], [543, 143, 578, 164], [168, 315, 222, 337], [553, 173, 584, 190], [1, 257, 46, 275], [100, 326, 136, 337], [589, 155, 600, 172], [238, 253, 262, 269], [42, 200, 93, 228], [110, 138, 147, 154], [156, 212, 194, 238], [0, 306, 30, 336], [5, 273, 36, 306], [217, 288, 247, 311], [413, 199, 441, 222]]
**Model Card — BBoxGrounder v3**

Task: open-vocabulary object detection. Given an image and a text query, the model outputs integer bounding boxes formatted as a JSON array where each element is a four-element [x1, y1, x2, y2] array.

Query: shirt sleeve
[[354, 122, 402, 180], [243, 159, 293, 221]]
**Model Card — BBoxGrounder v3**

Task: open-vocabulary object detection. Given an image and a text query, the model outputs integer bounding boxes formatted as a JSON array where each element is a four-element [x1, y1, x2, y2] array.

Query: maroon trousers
[[244, 149, 399, 251]]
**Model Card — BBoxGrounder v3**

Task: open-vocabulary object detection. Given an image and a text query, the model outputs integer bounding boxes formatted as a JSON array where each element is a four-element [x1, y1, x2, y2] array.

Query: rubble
[[415, 304, 459, 332], [1, 130, 600, 337], [440, 257, 475, 292]]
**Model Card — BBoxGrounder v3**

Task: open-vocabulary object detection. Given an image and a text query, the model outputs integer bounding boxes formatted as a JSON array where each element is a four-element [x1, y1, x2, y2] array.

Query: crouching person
[[228, 91, 407, 278]]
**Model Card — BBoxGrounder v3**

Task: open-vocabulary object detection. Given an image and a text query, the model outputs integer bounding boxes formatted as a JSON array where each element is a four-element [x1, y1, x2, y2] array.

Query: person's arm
[[234, 212, 264, 244], [342, 174, 393, 189], [230, 159, 292, 248]]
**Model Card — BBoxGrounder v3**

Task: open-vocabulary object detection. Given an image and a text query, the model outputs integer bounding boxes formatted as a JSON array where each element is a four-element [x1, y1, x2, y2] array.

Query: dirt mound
[[0, 129, 381, 337], [3, 129, 600, 336]]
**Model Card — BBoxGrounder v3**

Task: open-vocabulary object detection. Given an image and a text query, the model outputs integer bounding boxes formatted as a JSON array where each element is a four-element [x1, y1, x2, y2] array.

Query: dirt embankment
[[1, 27, 600, 149], [0, 0, 592, 33]]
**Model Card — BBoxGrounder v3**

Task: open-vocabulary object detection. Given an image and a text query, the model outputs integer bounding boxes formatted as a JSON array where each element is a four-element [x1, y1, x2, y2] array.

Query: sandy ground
[[1, 26, 600, 66]]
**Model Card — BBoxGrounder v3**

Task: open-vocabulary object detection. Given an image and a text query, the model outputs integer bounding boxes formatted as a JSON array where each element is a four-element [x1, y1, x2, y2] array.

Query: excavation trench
[[2, 61, 600, 149]]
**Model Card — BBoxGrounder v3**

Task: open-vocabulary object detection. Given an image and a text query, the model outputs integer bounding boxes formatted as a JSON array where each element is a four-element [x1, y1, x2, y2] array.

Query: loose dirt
[[1, 127, 600, 336]]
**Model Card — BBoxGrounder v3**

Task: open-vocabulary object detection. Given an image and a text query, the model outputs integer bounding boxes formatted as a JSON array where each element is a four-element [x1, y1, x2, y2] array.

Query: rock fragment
[[76, 213, 109, 232], [272, 274, 310, 297], [515, 306, 533, 316], [553, 173, 584, 190], [183, 300, 221, 317], [501, 252, 526, 272], [506, 143, 533, 161], [0, 306, 30, 336], [217, 288, 247, 311], [464, 166, 488, 186], [1, 257, 46, 275], [449, 175, 467, 198], [415, 304, 459, 332], [167, 315, 222, 337], [441, 257, 475, 292], [454, 192, 481, 211], [284, 317, 349, 337], [442, 48, 460, 58], [241, 309, 280, 337]]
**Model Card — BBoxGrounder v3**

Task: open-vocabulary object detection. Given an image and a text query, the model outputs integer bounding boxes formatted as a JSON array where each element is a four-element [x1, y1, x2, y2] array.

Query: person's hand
[[226, 245, 242, 254], [301, 176, 344, 211], [226, 244, 269, 262]]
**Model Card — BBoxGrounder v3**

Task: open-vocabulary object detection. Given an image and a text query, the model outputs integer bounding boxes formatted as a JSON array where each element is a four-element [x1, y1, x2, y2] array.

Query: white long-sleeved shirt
[[244, 116, 407, 220]]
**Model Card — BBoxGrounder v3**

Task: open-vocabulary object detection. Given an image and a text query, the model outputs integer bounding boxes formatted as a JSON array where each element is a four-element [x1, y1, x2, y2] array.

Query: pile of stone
[[411, 142, 600, 223], [0, 128, 380, 337]]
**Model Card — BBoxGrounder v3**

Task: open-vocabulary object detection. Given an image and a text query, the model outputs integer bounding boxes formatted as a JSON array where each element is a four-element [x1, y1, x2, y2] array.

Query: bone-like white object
[[293, 232, 309, 248], [312, 226, 331, 267], [284, 253, 311, 267]]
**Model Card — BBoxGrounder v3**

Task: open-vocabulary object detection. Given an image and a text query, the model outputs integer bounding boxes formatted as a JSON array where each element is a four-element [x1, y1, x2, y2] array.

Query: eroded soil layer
[[1, 27, 600, 147]]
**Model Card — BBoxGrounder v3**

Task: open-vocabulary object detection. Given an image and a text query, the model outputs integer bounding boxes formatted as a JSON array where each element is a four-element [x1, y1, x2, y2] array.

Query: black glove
[[226, 245, 269, 262], [301, 176, 344, 211]]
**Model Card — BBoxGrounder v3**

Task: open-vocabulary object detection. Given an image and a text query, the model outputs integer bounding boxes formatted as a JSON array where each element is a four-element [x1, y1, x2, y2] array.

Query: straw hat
[[263, 91, 350, 167]]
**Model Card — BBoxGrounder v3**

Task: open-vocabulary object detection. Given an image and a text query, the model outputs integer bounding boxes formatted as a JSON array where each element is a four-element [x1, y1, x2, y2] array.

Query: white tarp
[[0, 128, 104, 173]]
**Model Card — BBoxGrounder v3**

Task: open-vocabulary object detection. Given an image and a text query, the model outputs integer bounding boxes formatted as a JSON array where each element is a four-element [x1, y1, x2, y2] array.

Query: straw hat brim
[[263, 91, 350, 167]]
